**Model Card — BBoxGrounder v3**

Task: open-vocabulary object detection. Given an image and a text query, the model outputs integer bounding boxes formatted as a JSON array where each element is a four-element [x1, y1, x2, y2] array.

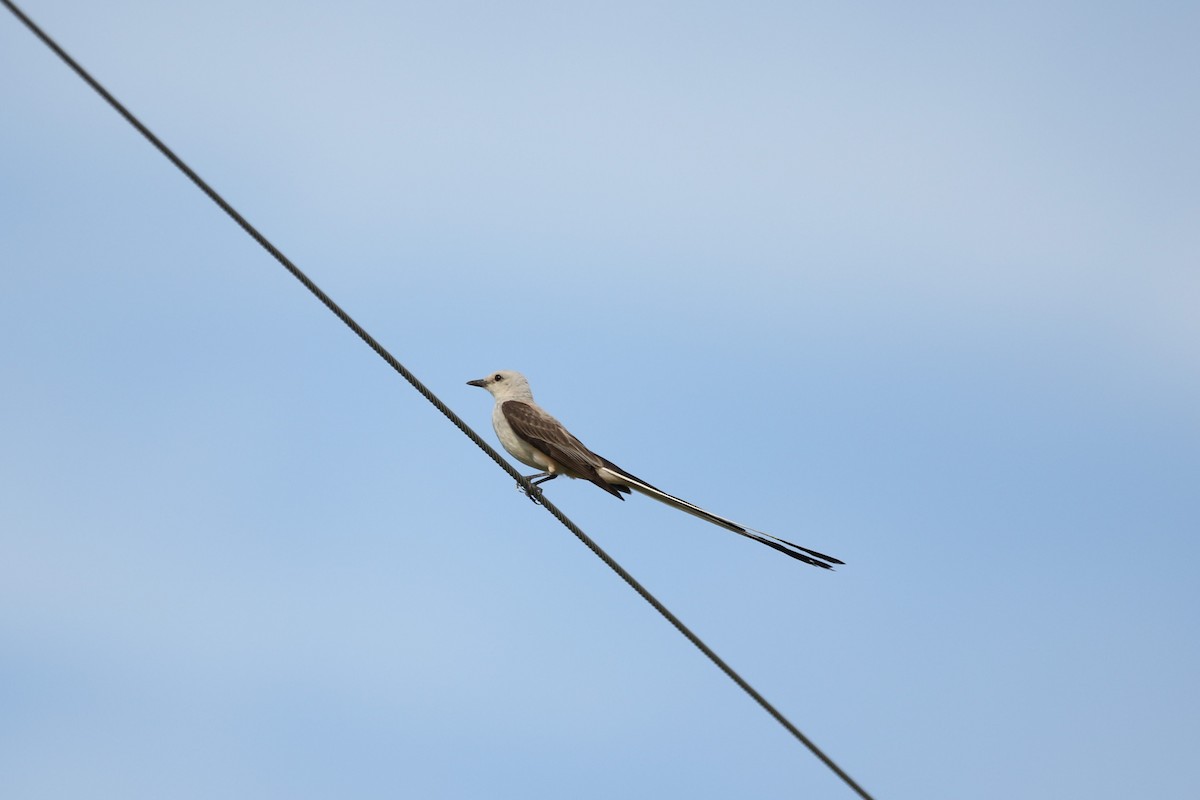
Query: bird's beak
[[466, 378, 487, 388]]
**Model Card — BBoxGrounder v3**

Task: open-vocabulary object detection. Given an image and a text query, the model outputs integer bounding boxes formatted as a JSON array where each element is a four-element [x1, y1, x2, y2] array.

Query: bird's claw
[[518, 482, 544, 504]]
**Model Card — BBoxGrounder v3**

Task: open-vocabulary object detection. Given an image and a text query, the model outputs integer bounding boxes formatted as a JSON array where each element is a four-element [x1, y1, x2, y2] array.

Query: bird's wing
[[501, 400, 629, 499]]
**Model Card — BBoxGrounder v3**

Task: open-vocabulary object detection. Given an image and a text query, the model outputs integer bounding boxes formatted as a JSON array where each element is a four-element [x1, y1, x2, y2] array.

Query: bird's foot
[[518, 482, 544, 504]]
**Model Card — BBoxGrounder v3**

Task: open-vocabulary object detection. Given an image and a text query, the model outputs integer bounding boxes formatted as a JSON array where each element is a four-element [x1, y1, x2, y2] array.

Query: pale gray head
[[467, 370, 534, 401]]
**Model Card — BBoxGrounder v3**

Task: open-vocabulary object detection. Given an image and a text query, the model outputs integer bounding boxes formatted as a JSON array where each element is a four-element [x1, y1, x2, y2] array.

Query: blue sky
[[3, 1, 1198, 797]]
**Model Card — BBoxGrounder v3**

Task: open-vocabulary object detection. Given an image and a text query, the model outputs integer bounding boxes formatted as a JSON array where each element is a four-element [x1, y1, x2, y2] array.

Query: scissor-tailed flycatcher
[[468, 370, 843, 569]]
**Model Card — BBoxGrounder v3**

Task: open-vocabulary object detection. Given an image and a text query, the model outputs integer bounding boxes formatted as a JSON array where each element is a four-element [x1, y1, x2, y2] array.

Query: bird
[[468, 370, 843, 569]]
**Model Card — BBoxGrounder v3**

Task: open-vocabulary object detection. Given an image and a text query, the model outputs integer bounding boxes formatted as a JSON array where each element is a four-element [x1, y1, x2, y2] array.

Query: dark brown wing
[[501, 400, 628, 499]]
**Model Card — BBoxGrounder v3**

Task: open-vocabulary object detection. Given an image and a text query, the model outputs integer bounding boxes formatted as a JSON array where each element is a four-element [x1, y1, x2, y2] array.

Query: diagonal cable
[[2, 3, 874, 797]]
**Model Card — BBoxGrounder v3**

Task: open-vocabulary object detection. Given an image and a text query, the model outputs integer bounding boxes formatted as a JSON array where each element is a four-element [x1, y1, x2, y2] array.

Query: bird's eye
[[494, 373, 504, 381]]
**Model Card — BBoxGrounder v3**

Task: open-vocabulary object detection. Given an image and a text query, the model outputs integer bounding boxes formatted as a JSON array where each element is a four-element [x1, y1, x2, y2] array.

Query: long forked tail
[[596, 460, 843, 570]]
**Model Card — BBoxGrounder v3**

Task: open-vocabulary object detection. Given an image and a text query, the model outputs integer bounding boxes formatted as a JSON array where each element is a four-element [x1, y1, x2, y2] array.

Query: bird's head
[[467, 370, 533, 400]]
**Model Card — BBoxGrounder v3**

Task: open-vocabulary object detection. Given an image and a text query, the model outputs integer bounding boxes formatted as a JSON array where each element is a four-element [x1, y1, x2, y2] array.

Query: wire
[[3, 3, 875, 797]]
